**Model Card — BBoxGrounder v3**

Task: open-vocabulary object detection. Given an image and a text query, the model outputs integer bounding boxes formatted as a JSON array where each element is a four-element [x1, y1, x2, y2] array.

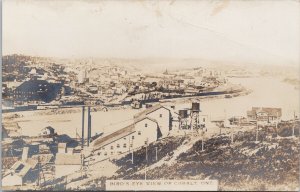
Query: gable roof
[[92, 117, 158, 150], [248, 107, 282, 117], [134, 104, 170, 120], [92, 124, 135, 150], [9, 159, 38, 178]]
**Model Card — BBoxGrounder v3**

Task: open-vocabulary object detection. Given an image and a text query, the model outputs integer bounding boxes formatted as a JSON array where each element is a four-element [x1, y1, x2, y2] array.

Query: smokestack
[[22, 147, 29, 161], [81, 106, 85, 149], [87, 106, 91, 146]]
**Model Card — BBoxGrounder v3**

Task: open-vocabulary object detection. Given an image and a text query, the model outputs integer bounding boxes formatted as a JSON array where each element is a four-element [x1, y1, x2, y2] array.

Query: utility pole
[[37, 156, 40, 187], [293, 111, 296, 137], [87, 106, 91, 146], [65, 175, 67, 190], [145, 142, 148, 180], [231, 126, 234, 143], [81, 106, 85, 149], [276, 112, 278, 138], [201, 131, 204, 151], [131, 151, 134, 164], [146, 144, 148, 162], [256, 120, 258, 142], [155, 147, 158, 161]]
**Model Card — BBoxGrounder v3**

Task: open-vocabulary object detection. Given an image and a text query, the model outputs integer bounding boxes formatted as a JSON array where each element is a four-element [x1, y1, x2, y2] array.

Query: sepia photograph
[[1, 0, 300, 191]]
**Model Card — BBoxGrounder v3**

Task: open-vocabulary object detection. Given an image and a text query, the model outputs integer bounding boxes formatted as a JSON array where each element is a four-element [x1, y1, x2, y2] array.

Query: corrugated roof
[[92, 117, 158, 150], [92, 124, 135, 150]]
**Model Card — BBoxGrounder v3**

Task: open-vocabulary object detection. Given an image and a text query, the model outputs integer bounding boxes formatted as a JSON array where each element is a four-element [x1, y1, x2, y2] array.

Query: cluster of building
[[2, 55, 229, 111], [89, 103, 208, 162], [1, 101, 288, 188], [247, 107, 282, 125]]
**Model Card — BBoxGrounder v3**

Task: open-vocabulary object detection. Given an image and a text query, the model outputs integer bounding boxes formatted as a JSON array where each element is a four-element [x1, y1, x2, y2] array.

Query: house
[[39, 126, 55, 137], [92, 116, 161, 161], [38, 144, 51, 154], [13, 80, 62, 103], [134, 104, 171, 137], [2, 159, 38, 186], [55, 153, 82, 178], [131, 100, 142, 109], [247, 107, 282, 125], [57, 143, 67, 154]]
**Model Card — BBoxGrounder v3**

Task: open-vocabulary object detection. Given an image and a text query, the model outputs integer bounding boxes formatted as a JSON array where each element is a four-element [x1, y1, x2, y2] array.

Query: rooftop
[[247, 107, 282, 117], [134, 104, 170, 121], [55, 153, 81, 165], [92, 116, 158, 150]]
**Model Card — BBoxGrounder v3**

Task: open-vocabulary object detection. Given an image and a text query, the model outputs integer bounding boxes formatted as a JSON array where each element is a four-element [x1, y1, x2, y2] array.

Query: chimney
[[22, 147, 29, 161], [87, 106, 91, 146], [81, 106, 85, 149]]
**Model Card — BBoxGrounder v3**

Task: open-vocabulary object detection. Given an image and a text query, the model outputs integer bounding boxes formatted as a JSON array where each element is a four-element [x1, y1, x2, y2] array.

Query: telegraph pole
[[81, 106, 85, 149], [276, 112, 278, 138], [256, 120, 258, 142], [146, 144, 148, 162], [131, 151, 134, 164], [293, 111, 296, 137], [231, 126, 234, 143], [201, 130, 204, 151], [145, 142, 148, 180], [155, 147, 158, 161], [37, 156, 40, 187]]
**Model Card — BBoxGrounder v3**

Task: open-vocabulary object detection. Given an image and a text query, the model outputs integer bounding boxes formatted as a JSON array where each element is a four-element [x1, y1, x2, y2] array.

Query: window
[[123, 137, 126, 140], [130, 144, 133, 148], [111, 146, 114, 150], [104, 152, 107, 156], [117, 144, 120, 148], [132, 135, 135, 139], [118, 151, 122, 154], [160, 114, 163, 118], [15, 164, 25, 173], [138, 131, 141, 135], [97, 152, 100, 156], [123, 144, 127, 148], [144, 141, 148, 145], [145, 123, 148, 127], [203, 118, 205, 122], [111, 152, 114, 155]]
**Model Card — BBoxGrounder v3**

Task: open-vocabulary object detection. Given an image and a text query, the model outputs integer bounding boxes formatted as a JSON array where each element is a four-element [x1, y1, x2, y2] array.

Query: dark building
[[13, 80, 63, 103]]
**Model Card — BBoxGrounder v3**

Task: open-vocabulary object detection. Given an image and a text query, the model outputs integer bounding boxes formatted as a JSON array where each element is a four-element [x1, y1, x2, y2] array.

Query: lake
[[7, 76, 299, 138]]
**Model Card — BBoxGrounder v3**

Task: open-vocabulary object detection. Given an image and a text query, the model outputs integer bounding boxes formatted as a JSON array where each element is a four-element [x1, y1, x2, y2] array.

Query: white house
[[91, 116, 160, 161], [58, 143, 67, 154], [134, 105, 171, 137]]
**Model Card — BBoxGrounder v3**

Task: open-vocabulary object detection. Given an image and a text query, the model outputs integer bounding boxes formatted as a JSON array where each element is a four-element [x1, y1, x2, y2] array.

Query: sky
[[3, 0, 300, 66]]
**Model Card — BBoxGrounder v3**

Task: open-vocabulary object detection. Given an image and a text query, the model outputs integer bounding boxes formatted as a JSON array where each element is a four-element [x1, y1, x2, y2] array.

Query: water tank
[[192, 102, 200, 111], [179, 110, 188, 118]]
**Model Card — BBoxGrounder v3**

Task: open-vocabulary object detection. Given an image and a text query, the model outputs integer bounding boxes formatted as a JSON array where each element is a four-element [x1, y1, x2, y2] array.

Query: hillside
[[44, 121, 299, 191]]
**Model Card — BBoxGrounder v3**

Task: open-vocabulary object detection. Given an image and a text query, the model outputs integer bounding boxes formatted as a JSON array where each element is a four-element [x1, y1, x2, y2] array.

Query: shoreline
[[2, 84, 250, 115]]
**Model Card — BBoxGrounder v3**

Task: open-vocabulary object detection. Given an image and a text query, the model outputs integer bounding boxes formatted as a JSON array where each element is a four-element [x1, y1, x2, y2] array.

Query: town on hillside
[[2, 55, 299, 191], [2, 0, 300, 191]]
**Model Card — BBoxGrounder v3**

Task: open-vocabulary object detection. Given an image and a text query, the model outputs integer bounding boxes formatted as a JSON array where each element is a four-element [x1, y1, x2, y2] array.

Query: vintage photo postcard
[[1, 0, 299, 191]]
